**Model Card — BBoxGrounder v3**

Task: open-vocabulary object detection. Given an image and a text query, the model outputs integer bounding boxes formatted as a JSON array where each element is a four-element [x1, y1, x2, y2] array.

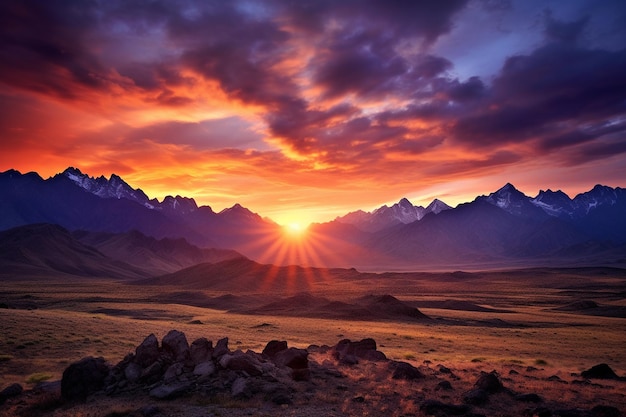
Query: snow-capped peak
[[479, 183, 548, 219], [61, 167, 151, 206]]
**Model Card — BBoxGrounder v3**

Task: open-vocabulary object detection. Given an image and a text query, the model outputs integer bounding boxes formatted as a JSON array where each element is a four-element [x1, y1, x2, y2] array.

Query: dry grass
[[1, 269, 625, 415]]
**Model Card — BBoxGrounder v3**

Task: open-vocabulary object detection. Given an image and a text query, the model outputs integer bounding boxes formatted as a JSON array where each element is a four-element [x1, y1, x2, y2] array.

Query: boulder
[[124, 362, 143, 382], [231, 377, 251, 398], [333, 338, 387, 362], [161, 330, 189, 362], [390, 361, 423, 380], [223, 351, 263, 376], [163, 362, 185, 382], [273, 347, 308, 370], [189, 338, 213, 365], [474, 370, 503, 393], [61, 356, 110, 401], [0, 383, 23, 404], [213, 337, 230, 358], [581, 364, 619, 380], [135, 334, 160, 367], [149, 381, 193, 399], [193, 361, 216, 378], [262, 340, 288, 358], [140, 361, 164, 384]]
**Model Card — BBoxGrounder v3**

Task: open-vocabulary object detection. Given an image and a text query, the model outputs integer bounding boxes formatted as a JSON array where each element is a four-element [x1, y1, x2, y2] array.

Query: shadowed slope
[[134, 258, 362, 293], [235, 293, 430, 321], [73, 230, 243, 275], [0, 224, 147, 279]]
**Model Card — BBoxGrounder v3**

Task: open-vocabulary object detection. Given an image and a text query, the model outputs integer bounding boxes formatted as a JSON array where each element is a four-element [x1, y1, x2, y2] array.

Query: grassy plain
[[1, 268, 625, 415]]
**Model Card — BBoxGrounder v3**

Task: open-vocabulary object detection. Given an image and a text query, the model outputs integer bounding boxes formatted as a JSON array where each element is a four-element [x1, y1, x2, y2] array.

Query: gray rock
[[273, 347, 309, 370], [0, 383, 23, 404], [193, 361, 216, 377], [262, 340, 288, 358], [124, 362, 143, 382], [135, 334, 160, 367], [141, 361, 164, 384], [149, 381, 193, 399], [213, 337, 230, 358], [390, 361, 423, 380], [231, 377, 251, 398], [474, 370, 503, 393], [224, 351, 263, 376], [61, 356, 110, 401], [161, 330, 189, 362], [189, 338, 213, 365], [333, 338, 387, 362], [163, 362, 185, 382]]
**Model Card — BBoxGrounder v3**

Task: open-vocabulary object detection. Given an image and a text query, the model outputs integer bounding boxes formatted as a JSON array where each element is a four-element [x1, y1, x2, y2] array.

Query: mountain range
[[1, 167, 625, 271]]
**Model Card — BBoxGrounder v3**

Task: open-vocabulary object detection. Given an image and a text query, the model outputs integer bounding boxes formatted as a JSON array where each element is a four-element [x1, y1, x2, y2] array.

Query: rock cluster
[[20, 333, 616, 417], [59, 331, 394, 406], [65, 330, 313, 404]]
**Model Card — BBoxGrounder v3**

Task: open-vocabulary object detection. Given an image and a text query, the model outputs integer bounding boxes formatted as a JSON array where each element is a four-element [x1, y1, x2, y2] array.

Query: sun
[[283, 222, 307, 239]]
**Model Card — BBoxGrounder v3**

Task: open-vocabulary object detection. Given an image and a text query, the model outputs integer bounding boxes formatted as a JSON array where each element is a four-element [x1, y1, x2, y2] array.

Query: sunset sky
[[1, 0, 625, 225]]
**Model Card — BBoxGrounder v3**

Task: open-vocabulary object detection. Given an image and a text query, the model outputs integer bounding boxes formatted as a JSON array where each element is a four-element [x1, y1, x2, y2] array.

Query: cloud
[[452, 41, 626, 149], [125, 117, 267, 150], [543, 10, 589, 44], [1, 0, 625, 222]]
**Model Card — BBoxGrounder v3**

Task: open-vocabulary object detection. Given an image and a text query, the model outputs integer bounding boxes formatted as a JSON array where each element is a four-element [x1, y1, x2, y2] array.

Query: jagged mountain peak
[[478, 183, 548, 219], [492, 182, 524, 195], [426, 198, 452, 214], [1, 169, 43, 181], [220, 203, 257, 216], [161, 195, 199, 214], [60, 167, 151, 206]]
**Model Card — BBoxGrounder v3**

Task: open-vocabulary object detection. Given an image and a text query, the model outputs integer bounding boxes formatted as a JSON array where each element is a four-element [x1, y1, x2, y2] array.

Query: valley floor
[[1, 268, 625, 415]]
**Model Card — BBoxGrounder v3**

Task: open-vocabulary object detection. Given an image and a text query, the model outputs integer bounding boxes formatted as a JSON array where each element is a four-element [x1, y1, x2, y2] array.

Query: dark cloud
[[447, 76, 486, 102], [0, 1, 108, 98], [452, 42, 626, 149], [543, 10, 589, 44], [275, 0, 468, 41], [313, 33, 408, 100], [2, 0, 625, 177]]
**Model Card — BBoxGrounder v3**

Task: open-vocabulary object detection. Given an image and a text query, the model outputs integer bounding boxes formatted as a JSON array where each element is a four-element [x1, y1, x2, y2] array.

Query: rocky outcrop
[[61, 357, 110, 401], [463, 370, 505, 405], [581, 363, 620, 380], [55, 331, 319, 403], [332, 338, 387, 365], [56, 330, 409, 407]]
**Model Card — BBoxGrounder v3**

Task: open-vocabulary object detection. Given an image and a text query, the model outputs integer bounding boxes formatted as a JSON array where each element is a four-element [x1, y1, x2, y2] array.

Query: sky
[[1, 0, 625, 225]]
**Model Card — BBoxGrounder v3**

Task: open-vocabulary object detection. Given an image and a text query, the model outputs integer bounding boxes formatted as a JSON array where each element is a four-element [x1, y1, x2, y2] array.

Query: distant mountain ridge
[[0, 168, 278, 259], [336, 197, 452, 232], [1, 167, 624, 269], [0, 223, 244, 279]]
